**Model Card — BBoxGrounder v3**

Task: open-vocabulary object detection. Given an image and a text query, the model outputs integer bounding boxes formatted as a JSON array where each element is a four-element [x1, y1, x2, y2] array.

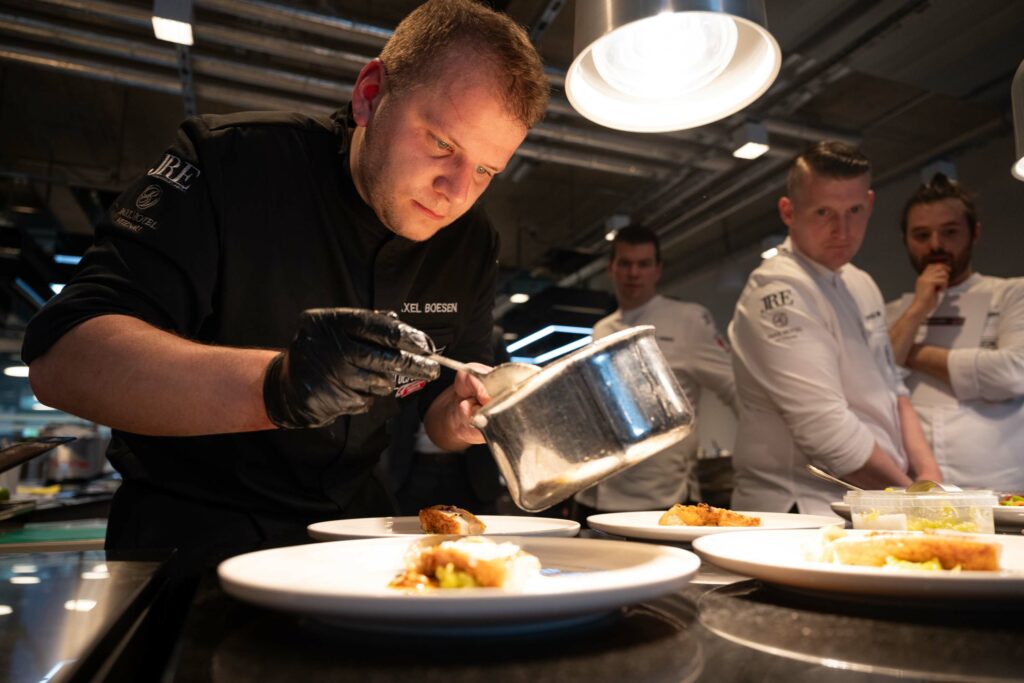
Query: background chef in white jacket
[[728, 142, 941, 515], [574, 226, 737, 518], [887, 173, 1024, 490]]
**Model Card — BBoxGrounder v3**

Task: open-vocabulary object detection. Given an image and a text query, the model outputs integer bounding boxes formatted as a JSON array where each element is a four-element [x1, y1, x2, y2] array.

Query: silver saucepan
[[470, 325, 694, 512]]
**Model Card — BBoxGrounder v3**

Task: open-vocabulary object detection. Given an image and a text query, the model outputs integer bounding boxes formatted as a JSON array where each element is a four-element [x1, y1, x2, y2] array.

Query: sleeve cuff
[[947, 347, 981, 401]]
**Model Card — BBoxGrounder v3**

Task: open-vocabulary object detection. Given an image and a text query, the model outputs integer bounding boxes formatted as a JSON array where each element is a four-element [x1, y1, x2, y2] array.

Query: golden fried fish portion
[[419, 505, 487, 534], [658, 502, 761, 527]]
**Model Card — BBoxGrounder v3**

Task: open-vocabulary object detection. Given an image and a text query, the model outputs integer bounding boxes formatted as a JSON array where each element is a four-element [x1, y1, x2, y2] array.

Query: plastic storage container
[[844, 489, 997, 533]]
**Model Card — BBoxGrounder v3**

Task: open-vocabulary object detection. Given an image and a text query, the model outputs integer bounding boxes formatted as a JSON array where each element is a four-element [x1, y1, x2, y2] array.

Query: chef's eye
[[475, 165, 492, 177], [435, 137, 452, 152]]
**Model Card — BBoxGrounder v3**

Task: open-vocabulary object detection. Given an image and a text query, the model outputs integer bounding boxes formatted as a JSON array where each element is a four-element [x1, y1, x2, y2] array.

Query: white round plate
[[831, 501, 1024, 528], [587, 510, 842, 542], [218, 536, 699, 628], [308, 515, 580, 541], [692, 528, 1024, 600]]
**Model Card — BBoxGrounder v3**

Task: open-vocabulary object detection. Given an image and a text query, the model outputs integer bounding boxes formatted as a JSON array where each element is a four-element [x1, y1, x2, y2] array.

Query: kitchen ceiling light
[[566, 0, 781, 133], [733, 121, 770, 159], [152, 0, 194, 46], [509, 293, 531, 304], [1012, 58, 1024, 181]]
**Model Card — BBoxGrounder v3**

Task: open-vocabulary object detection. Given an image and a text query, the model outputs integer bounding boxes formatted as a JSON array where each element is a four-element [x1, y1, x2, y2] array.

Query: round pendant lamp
[[566, 0, 782, 133]]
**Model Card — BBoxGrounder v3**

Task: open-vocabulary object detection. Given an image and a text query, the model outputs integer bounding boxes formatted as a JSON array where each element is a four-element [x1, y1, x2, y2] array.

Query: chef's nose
[[927, 231, 943, 250], [435, 159, 473, 206], [833, 213, 851, 237]]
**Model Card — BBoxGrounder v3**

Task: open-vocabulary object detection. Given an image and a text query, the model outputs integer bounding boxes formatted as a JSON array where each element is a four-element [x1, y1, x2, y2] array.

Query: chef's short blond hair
[[380, 0, 549, 129]]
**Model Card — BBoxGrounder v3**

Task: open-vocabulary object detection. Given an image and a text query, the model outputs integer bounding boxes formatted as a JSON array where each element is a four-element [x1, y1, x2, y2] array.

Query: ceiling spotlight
[[152, 0, 194, 46], [1012, 58, 1024, 181], [509, 293, 530, 304], [604, 231, 617, 241], [3, 366, 29, 378], [566, 0, 781, 133], [733, 121, 770, 159]]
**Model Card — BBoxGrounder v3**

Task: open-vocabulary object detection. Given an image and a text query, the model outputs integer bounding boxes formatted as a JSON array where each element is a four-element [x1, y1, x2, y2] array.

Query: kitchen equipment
[[428, 355, 540, 399], [806, 464, 863, 491], [470, 326, 694, 512], [844, 489, 996, 533], [0, 437, 76, 476]]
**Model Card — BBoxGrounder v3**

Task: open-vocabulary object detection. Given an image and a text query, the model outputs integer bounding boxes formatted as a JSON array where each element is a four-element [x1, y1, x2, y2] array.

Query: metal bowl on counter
[[473, 325, 694, 512]]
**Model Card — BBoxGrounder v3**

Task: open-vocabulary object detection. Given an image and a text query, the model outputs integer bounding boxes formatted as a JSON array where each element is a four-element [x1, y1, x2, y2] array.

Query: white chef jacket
[[886, 273, 1024, 490], [575, 295, 737, 511], [728, 238, 909, 515]]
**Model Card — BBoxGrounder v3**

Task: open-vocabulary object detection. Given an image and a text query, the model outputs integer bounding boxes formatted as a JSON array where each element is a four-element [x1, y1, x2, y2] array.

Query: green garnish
[[435, 562, 479, 588]]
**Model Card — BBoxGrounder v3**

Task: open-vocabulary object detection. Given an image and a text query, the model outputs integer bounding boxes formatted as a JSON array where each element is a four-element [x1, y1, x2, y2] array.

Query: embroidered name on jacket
[[401, 302, 458, 313], [147, 153, 201, 191]]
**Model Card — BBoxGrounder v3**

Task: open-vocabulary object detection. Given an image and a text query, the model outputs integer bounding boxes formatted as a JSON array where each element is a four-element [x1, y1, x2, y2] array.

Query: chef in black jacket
[[20, 0, 549, 574]]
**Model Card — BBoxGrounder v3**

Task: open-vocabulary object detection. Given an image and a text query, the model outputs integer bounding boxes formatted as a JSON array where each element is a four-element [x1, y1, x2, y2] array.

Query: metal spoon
[[428, 354, 541, 399], [806, 464, 863, 491], [806, 464, 963, 493]]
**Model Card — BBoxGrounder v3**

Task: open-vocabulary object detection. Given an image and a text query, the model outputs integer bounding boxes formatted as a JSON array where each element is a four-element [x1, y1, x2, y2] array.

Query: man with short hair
[[887, 174, 1024, 490], [574, 225, 737, 516], [22, 0, 549, 572], [729, 142, 941, 515]]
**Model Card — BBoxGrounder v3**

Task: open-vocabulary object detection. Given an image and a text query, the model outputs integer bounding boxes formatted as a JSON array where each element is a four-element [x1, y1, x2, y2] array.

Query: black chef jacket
[[21, 109, 498, 570]]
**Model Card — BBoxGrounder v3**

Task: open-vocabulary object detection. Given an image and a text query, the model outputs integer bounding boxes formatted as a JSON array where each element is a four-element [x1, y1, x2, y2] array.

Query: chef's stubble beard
[[356, 105, 400, 235], [912, 243, 973, 284]]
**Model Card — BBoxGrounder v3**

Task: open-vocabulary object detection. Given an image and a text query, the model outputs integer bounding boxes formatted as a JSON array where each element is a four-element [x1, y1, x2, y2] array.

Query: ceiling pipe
[[0, 45, 330, 112], [529, 121, 733, 172], [515, 142, 667, 179], [0, 14, 351, 102], [195, 0, 391, 49], [760, 118, 860, 146]]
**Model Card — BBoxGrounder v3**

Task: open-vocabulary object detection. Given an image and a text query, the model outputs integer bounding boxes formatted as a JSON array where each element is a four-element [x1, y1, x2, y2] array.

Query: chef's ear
[[352, 59, 386, 126], [778, 195, 794, 228]]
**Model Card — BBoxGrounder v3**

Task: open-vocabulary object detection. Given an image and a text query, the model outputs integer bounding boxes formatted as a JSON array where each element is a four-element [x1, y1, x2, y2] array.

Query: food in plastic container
[[844, 489, 996, 534]]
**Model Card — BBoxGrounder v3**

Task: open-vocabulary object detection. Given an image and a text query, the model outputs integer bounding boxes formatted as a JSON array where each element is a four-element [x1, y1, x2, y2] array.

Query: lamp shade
[[566, 0, 781, 133], [1012, 58, 1024, 181]]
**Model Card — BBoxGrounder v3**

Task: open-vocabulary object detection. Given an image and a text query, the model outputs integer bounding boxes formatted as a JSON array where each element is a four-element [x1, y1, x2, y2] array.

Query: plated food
[[999, 494, 1024, 507], [588, 510, 839, 542], [389, 536, 541, 591], [308, 515, 580, 540], [659, 502, 760, 527], [218, 536, 700, 629], [811, 527, 1001, 571], [692, 528, 1024, 600], [418, 505, 486, 534]]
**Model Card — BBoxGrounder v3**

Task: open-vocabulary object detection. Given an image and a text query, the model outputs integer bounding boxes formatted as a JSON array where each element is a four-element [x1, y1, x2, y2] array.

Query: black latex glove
[[263, 308, 439, 429]]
